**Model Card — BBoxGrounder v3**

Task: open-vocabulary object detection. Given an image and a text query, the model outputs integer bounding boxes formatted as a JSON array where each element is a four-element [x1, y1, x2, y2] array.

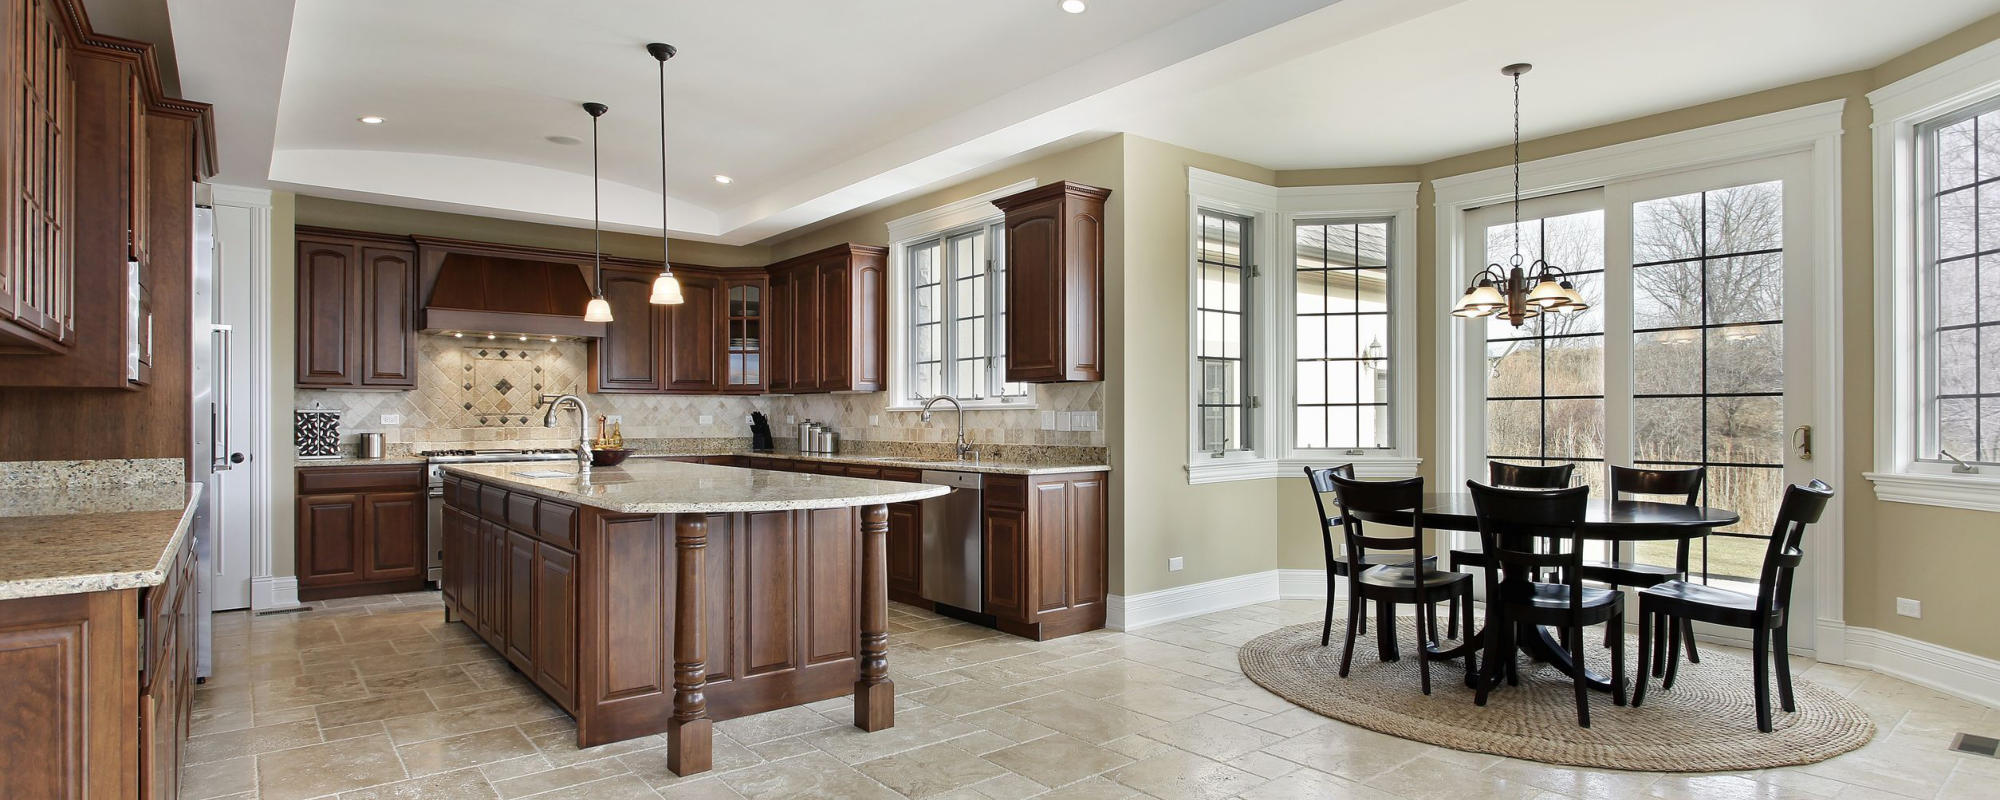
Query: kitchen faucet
[[919, 395, 975, 462], [541, 394, 593, 475]]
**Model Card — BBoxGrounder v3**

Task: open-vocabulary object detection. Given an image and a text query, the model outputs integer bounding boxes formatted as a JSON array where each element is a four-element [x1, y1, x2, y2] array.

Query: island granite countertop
[[443, 460, 951, 514], [0, 482, 202, 600], [631, 450, 1110, 476]]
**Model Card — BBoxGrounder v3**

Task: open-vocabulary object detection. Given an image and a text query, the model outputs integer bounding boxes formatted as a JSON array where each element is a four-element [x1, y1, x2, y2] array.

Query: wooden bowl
[[590, 448, 633, 467]]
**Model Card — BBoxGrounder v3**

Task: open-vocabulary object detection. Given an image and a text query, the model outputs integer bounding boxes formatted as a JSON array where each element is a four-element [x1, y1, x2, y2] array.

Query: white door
[[1464, 152, 1823, 643], [209, 203, 259, 610]]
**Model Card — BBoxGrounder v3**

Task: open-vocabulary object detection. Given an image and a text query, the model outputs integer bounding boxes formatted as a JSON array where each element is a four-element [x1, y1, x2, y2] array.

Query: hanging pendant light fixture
[[581, 101, 615, 323], [646, 42, 684, 305], [1450, 63, 1589, 326]]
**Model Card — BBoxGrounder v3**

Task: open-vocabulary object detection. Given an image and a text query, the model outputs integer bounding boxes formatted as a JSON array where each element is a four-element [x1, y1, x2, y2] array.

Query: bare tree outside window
[[1484, 209, 1607, 501], [1923, 103, 2000, 465], [1197, 209, 1252, 453]]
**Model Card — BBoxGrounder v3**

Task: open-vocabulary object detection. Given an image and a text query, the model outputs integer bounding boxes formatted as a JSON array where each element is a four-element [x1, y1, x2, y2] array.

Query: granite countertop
[[632, 450, 1111, 476], [295, 455, 428, 468], [0, 482, 202, 600], [444, 460, 950, 514]]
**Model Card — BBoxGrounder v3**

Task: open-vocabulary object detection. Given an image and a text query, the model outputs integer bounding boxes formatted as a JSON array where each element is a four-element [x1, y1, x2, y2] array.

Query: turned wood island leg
[[667, 514, 713, 776], [855, 503, 896, 731]]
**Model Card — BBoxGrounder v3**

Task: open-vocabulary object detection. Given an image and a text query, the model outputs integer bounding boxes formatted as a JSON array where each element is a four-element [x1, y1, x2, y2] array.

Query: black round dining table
[[1365, 492, 1740, 693]]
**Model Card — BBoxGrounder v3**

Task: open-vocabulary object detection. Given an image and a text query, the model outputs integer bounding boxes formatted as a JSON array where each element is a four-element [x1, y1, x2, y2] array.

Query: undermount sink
[[512, 470, 576, 479]]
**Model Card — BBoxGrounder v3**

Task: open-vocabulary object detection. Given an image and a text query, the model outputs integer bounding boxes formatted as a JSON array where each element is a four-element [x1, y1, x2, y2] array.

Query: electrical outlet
[[786, 415, 796, 424], [380, 414, 401, 426], [606, 415, 622, 425], [1896, 597, 1922, 618], [1041, 411, 1057, 430], [698, 415, 714, 425], [1054, 413, 1073, 432], [1168, 556, 1184, 572], [869, 415, 880, 426]]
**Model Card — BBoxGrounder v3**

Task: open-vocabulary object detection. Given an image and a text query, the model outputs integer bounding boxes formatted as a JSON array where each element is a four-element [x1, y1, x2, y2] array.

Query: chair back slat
[[1610, 465, 1703, 505], [1467, 481, 1591, 611], [1327, 473, 1427, 581], [1759, 480, 1833, 618], [1490, 461, 1575, 489]]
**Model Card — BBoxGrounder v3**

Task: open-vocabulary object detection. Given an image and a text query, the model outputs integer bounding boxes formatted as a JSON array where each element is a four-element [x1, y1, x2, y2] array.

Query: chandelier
[[1450, 63, 1588, 326]]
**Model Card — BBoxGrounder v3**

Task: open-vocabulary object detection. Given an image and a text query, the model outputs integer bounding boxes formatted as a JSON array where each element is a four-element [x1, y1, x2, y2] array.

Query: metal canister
[[359, 432, 385, 459], [823, 432, 839, 454]]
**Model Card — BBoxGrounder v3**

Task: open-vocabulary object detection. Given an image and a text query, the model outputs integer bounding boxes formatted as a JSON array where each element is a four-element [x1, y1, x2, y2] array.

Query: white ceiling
[[161, 0, 2000, 246], [1117, 0, 2000, 169]]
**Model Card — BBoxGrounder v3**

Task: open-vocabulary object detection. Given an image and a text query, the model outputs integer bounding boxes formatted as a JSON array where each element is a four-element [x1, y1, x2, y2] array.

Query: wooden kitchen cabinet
[[441, 482, 581, 711], [505, 529, 538, 671], [295, 465, 427, 599], [886, 501, 924, 606], [991, 181, 1110, 383], [722, 273, 766, 393], [295, 229, 416, 389], [0, 0, 74, 355], [764, 243, 885, 393], [591, 265, 769, 396], [665, 271, 722, 392], [981, 471, 1108, 640], [590, 265, 667, 392]]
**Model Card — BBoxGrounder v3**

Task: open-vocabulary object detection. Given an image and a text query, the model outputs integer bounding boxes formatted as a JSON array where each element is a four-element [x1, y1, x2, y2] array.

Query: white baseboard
[[1843, 626, 2000, 709], [1108, 570, 1280, 630], [1279, 567, 1336, 599], [251, 576, 300, 611]]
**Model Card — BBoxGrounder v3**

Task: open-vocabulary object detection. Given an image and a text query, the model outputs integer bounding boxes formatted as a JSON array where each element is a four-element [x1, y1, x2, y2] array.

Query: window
[[1481, 204, 1607, 497], [1920, 98, 2000, 465], [1294, 219, 1393, 450], [1184, 169, 1421, 483], [902, 221, 1027, 406], [1195, 208, 1253, 454]]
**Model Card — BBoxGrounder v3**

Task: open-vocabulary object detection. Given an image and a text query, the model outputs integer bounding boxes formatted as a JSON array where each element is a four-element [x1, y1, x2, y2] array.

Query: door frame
[[1432, 100, 1849, 659], [209, 185, 284, 610]]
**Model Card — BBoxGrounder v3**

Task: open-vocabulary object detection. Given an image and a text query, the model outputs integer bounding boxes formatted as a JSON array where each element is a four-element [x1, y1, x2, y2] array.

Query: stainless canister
[[359, 432, 385, 459], [823, 432, 839, 454]]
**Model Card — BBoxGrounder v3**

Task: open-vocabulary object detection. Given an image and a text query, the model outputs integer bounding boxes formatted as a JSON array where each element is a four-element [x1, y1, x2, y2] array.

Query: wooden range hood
[[416, 236, 610, 339]]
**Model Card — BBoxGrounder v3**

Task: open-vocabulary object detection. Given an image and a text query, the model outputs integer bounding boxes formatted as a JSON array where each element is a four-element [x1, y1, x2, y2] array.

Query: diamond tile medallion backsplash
[[299, 334, 1106, 454]]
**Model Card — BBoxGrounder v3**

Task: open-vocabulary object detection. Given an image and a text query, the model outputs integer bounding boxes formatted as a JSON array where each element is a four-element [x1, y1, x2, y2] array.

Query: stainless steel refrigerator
[[188, 205, 235, 680]]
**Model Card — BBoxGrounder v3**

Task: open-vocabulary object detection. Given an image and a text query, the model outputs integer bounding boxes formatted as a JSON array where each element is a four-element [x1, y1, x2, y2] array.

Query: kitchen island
[[438, 460, 948, 776]]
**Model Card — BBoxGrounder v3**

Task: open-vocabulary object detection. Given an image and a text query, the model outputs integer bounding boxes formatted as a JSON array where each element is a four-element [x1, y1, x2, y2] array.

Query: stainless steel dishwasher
[[920, 469, 984, 611]]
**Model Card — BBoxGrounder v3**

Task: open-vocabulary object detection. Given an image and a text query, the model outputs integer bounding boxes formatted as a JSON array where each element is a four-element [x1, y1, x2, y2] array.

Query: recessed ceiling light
[[546, 135, 582, 146], [357, 115, 386, 125], [713, 174, 733, 184], [1059, 0, 1086, 13]]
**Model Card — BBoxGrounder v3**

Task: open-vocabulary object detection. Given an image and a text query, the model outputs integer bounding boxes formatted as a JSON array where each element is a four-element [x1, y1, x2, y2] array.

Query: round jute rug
[[1238, 620, 1874, 772]]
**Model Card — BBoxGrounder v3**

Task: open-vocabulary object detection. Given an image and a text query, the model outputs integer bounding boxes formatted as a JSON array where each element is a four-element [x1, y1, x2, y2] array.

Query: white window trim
[[1865, 36, 2000, 511], [884, 179, 1038, 411], [1185, 168, 1422, 484], [1431, 99, 1847, 658]]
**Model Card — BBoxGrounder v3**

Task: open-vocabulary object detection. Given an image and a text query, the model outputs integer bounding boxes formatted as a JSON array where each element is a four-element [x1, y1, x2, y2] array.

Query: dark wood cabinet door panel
[[802, 508, 856, 665], [701, 513, 738, 685], [0, 592, 130, 800], [1065, 475, 1109, 610], [1032, 482, 1072, 614], [296, 238, 359, 387], [359, 245, 417, 387], [850, 252, 886, 391], [993, 182, 1109, 383], [982, 505, 1029, 624], [790, 265, 822, 390], [362, 491, 423, 580], [505, 530, 537, 670], [593, 515, 671, 700], [741, 510, 795, 677], [297, 493, 364, 586], [765, 268, 794, 391], [532, 544, 577, 708], [886, 501, 922, 605], [589, 268, 666, 393], [816, 259, 849, 391], [665, 273, 721, 392]]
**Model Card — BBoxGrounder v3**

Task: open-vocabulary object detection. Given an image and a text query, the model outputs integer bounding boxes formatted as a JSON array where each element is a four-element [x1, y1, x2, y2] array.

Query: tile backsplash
[[300, 334, 1105, 452]]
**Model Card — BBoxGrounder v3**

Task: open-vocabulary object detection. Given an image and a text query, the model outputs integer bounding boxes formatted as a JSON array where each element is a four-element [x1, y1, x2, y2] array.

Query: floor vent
[[1951, 732, 1999, 757], [255, 606, 314, 616]]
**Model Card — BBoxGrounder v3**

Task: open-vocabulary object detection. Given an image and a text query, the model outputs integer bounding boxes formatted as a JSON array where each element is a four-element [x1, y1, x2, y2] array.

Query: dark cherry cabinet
[[665, 272, 722, 392], [981, 471, 1108, 640], [765, 243, 885, 393], [0, 0, 74, 355], [591, 266, 668, 393], [295, 229, 416, 389], [532, 544, 578, 705], [723, 274, 766, 393], [441, 480, 581, 712], [992, 181, 1110, 383], [505, 530, 538, 670], [296, 465, 427, 600]]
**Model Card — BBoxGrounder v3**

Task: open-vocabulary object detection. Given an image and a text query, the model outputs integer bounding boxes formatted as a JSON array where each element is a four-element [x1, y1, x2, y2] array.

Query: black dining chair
[[1584, 466, 1705, 671], [1634, 480, 1834, 733], [1327, 471, 1477, 695], [1304, 466, 1446, 647], [1467, 480, 1627, 727], [1445, 461, 1578, 636]]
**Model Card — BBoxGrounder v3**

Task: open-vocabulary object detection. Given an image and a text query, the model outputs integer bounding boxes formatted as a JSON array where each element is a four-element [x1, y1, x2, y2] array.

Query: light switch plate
[[869, 415, 880, 426], [380, 414, 401, 426], [1896, 597, 1921, 618], [1041, 411, 1057, 430], [1054, 413, 1073, 432], [698, 415, 714, 425], [786, 415, 796, 424], [1168, 556, 1184, 572]]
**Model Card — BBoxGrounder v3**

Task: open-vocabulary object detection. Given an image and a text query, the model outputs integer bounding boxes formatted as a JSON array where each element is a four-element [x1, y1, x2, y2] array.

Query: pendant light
[[582, 101, 615, 323], [646, 42, 684, 305], [1450, 63, 1589, 326]]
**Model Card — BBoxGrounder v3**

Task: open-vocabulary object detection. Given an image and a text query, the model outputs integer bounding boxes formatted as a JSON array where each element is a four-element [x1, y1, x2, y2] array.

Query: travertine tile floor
[[184, 592, 1998, 800]]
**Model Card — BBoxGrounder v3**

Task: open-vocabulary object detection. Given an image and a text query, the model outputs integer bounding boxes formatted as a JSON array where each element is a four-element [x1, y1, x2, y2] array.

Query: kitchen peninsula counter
[[0, 481, 201, 600], [437, 460, 948, 777]]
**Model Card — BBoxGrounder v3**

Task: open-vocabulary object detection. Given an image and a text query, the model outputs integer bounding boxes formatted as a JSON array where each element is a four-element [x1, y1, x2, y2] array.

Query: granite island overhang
[[437, 460, 950, 776]]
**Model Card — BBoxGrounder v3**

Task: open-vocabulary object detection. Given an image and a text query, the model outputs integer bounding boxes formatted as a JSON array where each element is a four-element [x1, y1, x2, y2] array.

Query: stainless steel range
[[422, 448, 576, 584]]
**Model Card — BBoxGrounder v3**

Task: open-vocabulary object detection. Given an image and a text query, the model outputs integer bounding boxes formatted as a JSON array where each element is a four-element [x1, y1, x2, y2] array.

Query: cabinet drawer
[[506, 493, 538, 531], [846, 466, 882, 479], [535, 501, 578, 550], [297, 464, 425, 495], [453, 479, 480, 511], [984, 475, 1028, 509], [879, 467, 921, 483], [480, 486, 509, 522]]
